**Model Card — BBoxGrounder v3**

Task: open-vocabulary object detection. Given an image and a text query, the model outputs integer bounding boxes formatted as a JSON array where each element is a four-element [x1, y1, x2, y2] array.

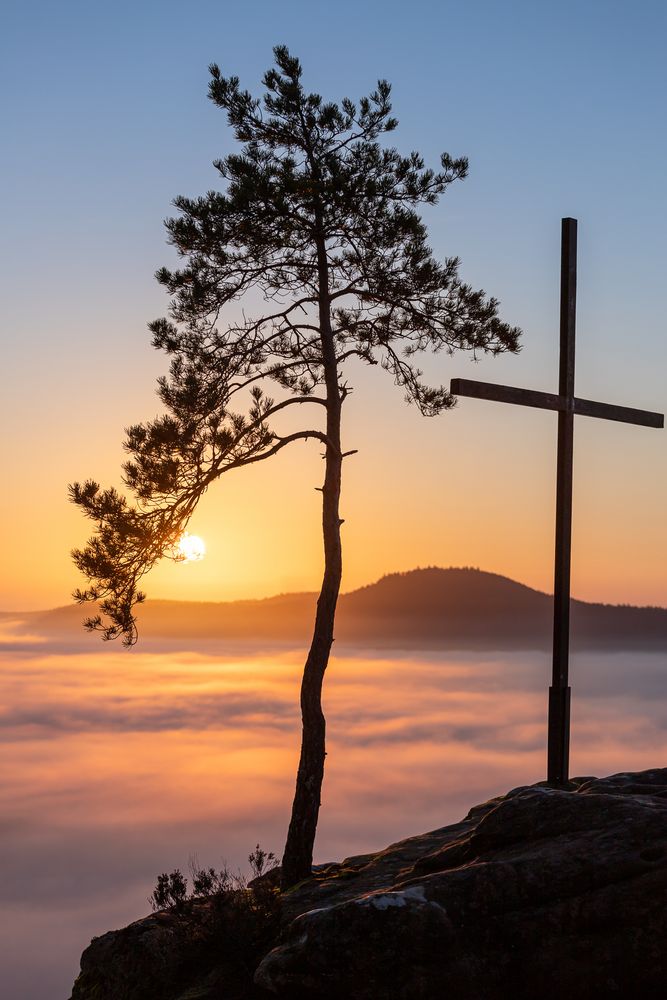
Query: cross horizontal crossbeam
[[450, 377, 664, 429]]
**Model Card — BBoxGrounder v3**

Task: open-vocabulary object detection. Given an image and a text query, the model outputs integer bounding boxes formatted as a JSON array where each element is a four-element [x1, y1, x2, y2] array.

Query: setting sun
[[174, 532, 206, 563]]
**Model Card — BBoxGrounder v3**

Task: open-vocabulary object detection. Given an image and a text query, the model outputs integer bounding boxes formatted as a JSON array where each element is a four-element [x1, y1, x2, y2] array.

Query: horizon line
[[4, 565, 666, 617]]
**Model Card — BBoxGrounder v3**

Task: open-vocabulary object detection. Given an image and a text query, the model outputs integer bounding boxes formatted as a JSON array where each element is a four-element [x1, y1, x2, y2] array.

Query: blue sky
[[5, 0, 665, 343], [2, 0, 666, 609]]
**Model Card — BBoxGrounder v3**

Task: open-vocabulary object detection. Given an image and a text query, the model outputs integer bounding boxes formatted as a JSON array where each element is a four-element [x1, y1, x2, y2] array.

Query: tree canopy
[[70, 46, 519, 646]]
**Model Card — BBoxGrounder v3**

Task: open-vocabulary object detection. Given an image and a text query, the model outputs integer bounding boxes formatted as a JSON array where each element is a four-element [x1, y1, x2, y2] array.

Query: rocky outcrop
[[68, 891, 275, 1000], [70, 768, 667, 1000]]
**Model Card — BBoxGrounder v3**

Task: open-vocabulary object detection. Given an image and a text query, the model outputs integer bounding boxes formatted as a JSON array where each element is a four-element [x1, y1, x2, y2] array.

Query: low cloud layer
[[2, 640, 667, 999]]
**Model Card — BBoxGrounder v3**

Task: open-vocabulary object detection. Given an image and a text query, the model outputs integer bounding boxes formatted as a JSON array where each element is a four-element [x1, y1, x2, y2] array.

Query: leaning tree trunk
[[280, 224, 343, 889]]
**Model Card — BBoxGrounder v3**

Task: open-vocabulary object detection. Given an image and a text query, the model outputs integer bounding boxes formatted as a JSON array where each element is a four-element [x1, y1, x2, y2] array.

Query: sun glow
[[174, 532, 206, 563]]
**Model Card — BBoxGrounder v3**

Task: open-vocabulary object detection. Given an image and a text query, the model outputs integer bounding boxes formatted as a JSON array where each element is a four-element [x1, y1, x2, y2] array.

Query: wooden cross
[[451, 218, 664, 786]]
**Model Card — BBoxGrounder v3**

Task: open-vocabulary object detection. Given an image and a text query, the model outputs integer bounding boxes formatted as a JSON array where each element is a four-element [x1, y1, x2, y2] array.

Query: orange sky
[[3, 322, 665, 613]]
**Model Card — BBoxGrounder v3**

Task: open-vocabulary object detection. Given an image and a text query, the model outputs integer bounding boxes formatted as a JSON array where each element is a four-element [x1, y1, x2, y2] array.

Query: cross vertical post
[[449, 218, 663, 789], [548, 217, 577, 786]]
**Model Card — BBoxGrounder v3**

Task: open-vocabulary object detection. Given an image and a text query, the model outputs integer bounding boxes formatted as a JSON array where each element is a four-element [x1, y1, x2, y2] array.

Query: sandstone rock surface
[[70, 768, 667, 1000]]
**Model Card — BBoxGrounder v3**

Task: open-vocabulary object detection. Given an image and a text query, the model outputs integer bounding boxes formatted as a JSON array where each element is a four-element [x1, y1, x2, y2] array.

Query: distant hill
[[3, 568, 666, 650], [336, 568, 667, 649]]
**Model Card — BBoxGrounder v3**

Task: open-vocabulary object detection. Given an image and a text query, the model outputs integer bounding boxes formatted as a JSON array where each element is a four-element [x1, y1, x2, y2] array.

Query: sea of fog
[[1, 624, 666, 999]]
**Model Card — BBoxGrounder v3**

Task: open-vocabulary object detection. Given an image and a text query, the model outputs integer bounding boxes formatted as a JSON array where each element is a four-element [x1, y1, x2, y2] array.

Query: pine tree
[[70, 46, 520, 888]]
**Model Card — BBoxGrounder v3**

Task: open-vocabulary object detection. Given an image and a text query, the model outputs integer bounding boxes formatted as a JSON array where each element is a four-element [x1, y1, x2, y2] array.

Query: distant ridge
[[4, 568, 666, 650]]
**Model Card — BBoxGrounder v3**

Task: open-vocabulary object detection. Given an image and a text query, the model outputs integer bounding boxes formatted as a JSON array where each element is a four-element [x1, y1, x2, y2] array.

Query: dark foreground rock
[[68, 894, 271, 1000], [70, 768, 667, 1000]]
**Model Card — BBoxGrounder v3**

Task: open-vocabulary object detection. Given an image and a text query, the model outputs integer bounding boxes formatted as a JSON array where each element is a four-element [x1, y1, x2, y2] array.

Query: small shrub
[[149, 869, 188, 912], [149, 845, 278, 913], [191, 864, 233, 898], [148, 846, 281, 989], [248, 844, 276, 880]]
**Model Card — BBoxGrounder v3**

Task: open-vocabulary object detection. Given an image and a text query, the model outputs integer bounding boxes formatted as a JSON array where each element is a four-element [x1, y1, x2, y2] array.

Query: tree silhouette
[[70, 46, 520, 888]]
